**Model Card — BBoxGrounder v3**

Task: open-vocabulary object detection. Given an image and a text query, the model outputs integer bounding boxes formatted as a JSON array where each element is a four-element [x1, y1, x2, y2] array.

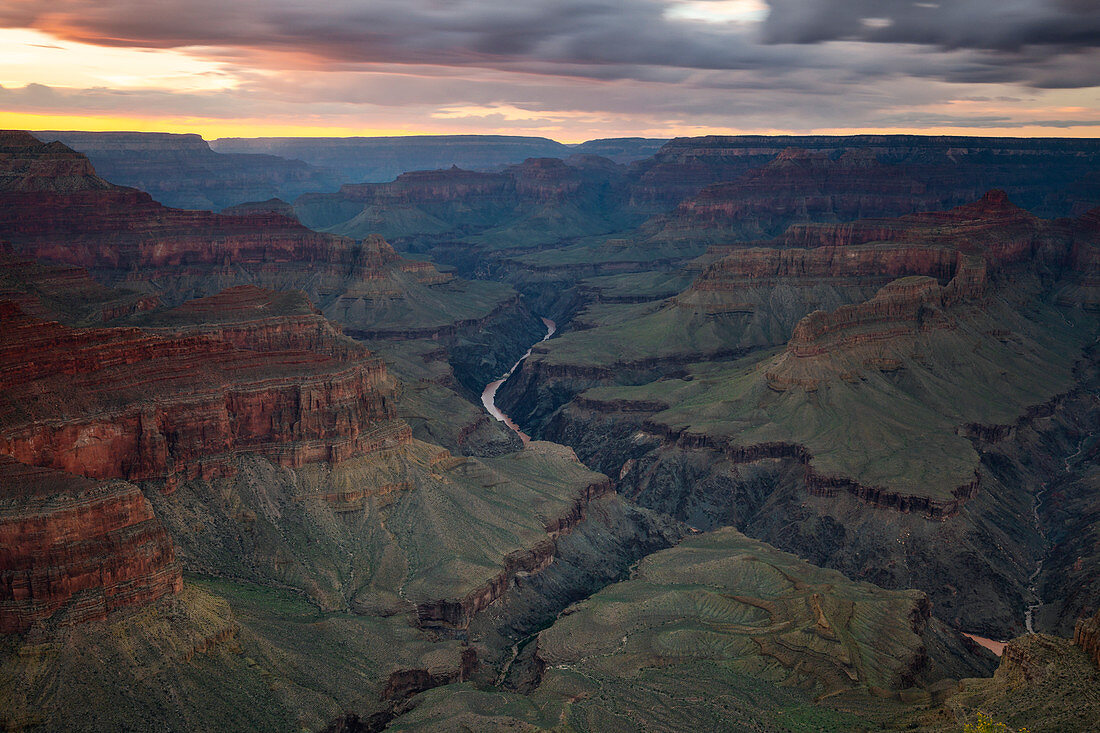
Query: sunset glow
[[0, 1, 1096, 140]]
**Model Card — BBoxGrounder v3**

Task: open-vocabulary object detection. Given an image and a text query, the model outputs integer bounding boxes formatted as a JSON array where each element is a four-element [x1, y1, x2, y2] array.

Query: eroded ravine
[[481, 316, 556, 442]]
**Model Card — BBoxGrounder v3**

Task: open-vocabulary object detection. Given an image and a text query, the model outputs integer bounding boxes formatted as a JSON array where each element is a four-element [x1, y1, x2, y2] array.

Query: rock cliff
[[1, 133, 528, 347], [0, 455, 181, 633], [35, 131, 341, 210], [629, 134, 1100, 216], [1075, 608, 1100, 668], [0, 299, 399, 487]]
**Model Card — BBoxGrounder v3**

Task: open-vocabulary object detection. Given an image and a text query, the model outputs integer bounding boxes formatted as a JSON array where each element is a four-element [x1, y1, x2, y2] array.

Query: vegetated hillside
[[390, 527, 994, 732], [36, 131, 343, 210], [496, 192, 1100, 638], [3, 127, 1099, 732], [0, 272, 648, 730]]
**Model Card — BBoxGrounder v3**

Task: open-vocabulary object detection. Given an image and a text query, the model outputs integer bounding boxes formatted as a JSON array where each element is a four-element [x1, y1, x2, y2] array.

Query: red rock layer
[[142, 285, 378, 362], [644, 148, 955, 242], [787, 258, 984, 358], [1075, 608, 1100, 669], [678, 191, 1067, 314], [779, 190, 1053, 265], [765, 256, 987, 391], [689, 244, 958, 291], [0, 455, 182, 633], [0, 301, 400, 487], [0, 133, 451, 301], [0, 131, 113, 193], [0, 249, 159, 323]]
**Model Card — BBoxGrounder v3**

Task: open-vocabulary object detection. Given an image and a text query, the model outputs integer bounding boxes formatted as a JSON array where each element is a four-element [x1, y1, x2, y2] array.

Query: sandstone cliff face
[[678, 244, 958, 315], [676, 191, 1067, 317], [0, 248, 158, 325], [643, 148, 956, 243], [142, 284, 373, 360], [0, 133, 403, 300], [0, 299, 401, 487], [0, 132, 113, 193], [1, 133, 510, 344], [780, 189, 1056, 262], [1075, 609, 1100, 668], [765, 257, 987, 391], [0, 456, 181, 633]]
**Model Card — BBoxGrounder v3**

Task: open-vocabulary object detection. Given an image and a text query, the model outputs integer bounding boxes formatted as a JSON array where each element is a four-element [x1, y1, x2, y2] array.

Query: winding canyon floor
[[2, 131, 1100, 732]]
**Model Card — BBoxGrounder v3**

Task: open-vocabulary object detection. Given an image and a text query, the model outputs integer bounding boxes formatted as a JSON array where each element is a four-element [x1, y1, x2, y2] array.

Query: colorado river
[[481, 317, 556, 444]]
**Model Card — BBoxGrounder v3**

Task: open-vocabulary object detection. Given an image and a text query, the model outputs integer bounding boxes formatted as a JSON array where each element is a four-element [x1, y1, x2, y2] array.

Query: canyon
[[1, 130, 1098, 732]]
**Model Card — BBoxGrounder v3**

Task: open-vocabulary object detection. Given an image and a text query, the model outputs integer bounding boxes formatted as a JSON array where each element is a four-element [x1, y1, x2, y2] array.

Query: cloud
[[1, 0, 1093, 88], [762, 0, 1100, 52], [0, 0, 1096, 138]]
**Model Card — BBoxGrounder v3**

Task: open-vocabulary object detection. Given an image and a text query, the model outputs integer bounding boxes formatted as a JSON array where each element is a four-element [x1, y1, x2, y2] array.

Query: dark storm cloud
[[762, 0, 1100, 52], [1, 0, 1097, 89], [1, 0, 1097, 138]]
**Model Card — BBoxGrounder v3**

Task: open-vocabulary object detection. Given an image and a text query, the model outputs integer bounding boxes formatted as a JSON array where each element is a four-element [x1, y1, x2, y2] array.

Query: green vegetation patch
[[387, 527, 951, 732], [582, 298, 1094, 499]]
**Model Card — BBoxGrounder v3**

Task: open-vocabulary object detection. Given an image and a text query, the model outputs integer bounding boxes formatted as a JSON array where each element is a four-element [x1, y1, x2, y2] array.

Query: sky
[[0, 0, 1097, 141]]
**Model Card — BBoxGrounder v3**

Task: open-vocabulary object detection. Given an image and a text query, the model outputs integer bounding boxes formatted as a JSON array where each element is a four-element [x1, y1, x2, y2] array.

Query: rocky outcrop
[[676, 191, 1058, 316], [414, 476, 613, 629], [380, 647, 478, 701], [0, 455, 182, 633], [678, 244, 958, 315], [140, 284, 378, 361], [1074, 609, 1100, 668], [0, 301, 401, 488], [0, 134, 355, 288], [765, 261, 987, 391]]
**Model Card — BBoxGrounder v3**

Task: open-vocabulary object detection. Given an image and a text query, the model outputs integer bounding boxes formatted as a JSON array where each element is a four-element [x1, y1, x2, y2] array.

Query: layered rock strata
[[1075, 609, 1100, 669], [0, 456, 182, 633], [0, 300, 399, 487], [35, 130, 340, 210]]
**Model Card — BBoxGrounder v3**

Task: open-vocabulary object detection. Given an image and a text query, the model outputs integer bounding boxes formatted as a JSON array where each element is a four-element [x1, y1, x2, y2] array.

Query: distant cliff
[[36, 131, 342, 210]]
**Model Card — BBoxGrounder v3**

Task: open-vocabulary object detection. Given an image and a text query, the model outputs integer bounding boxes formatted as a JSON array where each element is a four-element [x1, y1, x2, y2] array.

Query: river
[[481, 317, 556, 444]]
